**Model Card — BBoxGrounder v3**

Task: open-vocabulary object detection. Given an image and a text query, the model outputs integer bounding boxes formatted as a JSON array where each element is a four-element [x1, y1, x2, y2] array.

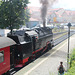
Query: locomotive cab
[[8, 30, 33, 67]]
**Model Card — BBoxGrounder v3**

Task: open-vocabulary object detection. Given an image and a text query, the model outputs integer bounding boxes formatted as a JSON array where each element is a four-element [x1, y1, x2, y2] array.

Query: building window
[[0, 51, 4, 63]]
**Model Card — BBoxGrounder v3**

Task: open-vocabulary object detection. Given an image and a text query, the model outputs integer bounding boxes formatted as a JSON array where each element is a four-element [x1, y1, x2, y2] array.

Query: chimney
[[43, 20, 46, 27]]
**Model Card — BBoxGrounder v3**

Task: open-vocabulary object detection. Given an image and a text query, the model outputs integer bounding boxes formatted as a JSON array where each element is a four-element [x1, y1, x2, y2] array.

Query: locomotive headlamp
[[18, 54, 20, 57]]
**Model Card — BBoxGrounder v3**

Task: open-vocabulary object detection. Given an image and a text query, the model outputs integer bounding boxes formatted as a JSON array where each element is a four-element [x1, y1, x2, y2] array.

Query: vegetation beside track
[[65, 48, 75, 75], [53, 32, 68, 40], [52, 28, 66, 33]]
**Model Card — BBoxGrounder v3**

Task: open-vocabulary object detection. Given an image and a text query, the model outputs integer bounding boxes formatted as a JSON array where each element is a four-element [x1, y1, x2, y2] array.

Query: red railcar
[[0, 37, 16, 75]]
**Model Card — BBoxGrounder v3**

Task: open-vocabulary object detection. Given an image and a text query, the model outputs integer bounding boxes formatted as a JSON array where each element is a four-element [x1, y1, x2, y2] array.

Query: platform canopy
[[0, 37, 16, 49]]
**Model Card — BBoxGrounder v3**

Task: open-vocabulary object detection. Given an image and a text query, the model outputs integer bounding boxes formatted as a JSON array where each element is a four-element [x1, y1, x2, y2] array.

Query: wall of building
[[26, 21, 39, 28], [0, 29, 10, 37]]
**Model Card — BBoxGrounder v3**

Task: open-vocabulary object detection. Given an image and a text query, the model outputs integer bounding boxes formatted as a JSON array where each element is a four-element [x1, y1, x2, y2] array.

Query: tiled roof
[[55, 12, 62, 17], [27, 6, 75, 21]]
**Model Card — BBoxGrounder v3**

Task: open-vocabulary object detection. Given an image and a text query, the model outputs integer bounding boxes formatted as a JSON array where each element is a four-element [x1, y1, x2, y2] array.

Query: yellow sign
[[53, 17, 56, 22]]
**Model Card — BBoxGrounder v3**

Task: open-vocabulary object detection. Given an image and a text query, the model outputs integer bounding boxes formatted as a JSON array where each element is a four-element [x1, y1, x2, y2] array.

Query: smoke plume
[[40, 0, 57, 27]]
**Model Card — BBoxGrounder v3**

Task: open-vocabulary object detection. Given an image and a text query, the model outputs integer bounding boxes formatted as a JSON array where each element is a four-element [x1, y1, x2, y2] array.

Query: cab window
[[0, 51, 4, 63]]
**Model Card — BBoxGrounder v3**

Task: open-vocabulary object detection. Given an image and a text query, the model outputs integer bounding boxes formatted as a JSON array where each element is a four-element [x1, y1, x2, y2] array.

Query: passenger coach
[[0, 37, 16, 75]]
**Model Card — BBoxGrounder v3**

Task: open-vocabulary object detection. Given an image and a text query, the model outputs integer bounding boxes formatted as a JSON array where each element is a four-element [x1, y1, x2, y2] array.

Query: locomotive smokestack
[[40, 0, 57, 27], [43, 19, 46, 27]]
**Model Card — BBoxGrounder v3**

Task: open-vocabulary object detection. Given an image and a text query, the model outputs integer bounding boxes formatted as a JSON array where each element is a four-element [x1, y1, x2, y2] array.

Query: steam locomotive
[[0, 27, 53, 75]]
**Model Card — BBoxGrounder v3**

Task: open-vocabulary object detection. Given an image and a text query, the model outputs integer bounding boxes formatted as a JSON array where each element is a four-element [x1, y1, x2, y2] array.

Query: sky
[[28, 0, 75, 10]]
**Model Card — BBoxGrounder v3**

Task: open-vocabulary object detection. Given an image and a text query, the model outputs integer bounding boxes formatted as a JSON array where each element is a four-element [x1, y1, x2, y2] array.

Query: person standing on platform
[[58, 62, 65, 75]]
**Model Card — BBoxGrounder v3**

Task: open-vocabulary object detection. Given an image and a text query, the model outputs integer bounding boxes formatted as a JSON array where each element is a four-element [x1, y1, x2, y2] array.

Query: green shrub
[[70, 49, 75, 67], [71, 60, 75, 67], [64, 48, 75, 75], [68, 66, 75, 73]]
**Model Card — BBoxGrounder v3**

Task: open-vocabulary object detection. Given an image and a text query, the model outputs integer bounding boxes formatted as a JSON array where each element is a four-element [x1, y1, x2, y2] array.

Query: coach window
[[0, 51, 4, 63]]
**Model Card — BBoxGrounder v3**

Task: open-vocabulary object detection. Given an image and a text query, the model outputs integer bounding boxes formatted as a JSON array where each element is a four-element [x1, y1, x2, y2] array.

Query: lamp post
[[67, 22, 71, 70]]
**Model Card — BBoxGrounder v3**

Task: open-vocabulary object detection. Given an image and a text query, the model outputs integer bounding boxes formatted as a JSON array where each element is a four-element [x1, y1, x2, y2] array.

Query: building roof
[[55, 12, 62, 17]]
